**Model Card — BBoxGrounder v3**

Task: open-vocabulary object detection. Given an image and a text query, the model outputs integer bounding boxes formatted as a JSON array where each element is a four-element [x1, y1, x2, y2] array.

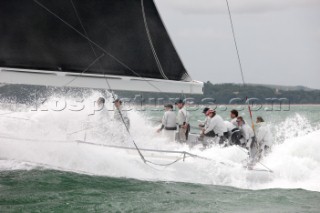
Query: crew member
[[224, 120, 241, 145], [175, 99, 190, 142], [113, 98, 130, 129], [236, 116, 254, 148], [230, 109, 239, 126], [157, 104, 176, 132], [255, 116, 273, 158], [157, 104, 177, 141], [236, 116, 258, 168], [95, 97, 110, 119], [198, 107, 210, 129], [202, 109, 228, 144]]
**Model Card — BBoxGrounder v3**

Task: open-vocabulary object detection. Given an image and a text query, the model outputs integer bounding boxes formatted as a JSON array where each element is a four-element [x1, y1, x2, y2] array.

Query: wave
[[0, 92, 319, 192]]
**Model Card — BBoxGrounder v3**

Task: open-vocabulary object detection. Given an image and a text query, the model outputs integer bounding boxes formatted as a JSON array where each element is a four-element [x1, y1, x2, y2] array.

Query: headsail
[[0, 0, 203, 94]]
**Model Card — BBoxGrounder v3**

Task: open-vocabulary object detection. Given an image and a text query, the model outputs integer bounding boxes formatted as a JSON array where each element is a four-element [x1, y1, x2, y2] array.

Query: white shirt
[[256, 122, 273, 147], [162, 110, 176, 128], [224, 121, 236, 133], [231, 117, 238, 126], [204, 115, 227, 136], [177, 107, 189, 125], [239, 123, 254, 141]]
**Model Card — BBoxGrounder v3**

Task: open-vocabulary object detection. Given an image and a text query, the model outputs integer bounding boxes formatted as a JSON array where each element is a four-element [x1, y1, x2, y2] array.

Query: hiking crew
[[202, 109, 228, 144], [230, 109, 239, 126], [255, 116, 273, 158], [198, 107, 210, 129]]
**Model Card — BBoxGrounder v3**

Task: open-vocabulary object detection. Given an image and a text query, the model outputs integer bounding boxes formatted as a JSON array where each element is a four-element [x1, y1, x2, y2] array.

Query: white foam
[[0, 94, 320, 192]]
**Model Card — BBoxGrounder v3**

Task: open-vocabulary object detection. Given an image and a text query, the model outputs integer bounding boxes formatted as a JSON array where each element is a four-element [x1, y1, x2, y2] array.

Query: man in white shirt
[[236, 116, 259, 167], [198, 107, 210, 129], [88, 97, 111, 139], [224, 120, 241, 145], [113, 98, 130, 130], [236, 116, 254, 148], [157, 104, 177, 141], [175, 99, 190, 142], [255, 116, 273, 158], [230, 109, 239, 126], [224, 120, 236, 134], [201, 109, 228, 144], [95, 97, 110, 121]]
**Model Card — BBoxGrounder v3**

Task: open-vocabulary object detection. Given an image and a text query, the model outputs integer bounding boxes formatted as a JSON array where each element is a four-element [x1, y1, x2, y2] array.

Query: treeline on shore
[[115, 82, 320, 104], [0, 82, 320, 104]]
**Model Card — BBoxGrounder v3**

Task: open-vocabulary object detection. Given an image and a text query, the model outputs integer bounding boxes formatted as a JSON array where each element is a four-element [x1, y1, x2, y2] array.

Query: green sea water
[[1, 170, 320, 213]]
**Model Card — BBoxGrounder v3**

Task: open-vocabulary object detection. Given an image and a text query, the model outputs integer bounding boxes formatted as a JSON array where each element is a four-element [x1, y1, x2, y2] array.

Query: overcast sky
[[154, 0, 320, 89]]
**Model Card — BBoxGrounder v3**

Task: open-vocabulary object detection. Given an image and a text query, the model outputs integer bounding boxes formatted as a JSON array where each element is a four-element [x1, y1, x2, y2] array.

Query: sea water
[[0, 92, 319, 212]]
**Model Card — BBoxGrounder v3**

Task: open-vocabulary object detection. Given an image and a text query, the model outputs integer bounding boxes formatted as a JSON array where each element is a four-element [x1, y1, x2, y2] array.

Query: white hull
[[0, 67, 203, 94]]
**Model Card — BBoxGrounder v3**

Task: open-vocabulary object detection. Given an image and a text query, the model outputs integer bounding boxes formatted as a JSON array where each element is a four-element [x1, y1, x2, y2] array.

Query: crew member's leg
[[248, 137, 259, 168], [179, 126, 187, 142]]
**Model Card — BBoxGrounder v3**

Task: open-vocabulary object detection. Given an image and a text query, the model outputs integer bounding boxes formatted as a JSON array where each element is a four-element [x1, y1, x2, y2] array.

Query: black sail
[[0, 0, 190, 81]]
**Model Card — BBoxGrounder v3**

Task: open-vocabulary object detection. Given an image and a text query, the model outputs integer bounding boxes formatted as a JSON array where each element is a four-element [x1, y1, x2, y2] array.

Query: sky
[[154, 0, 320, 89]]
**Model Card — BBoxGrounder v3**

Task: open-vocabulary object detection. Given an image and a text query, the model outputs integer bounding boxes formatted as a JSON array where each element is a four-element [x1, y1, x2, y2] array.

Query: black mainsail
[[0, 0, 203, 94]]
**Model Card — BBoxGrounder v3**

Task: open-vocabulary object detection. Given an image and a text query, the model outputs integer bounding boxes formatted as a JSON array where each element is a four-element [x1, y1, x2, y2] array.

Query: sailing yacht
[[0, 0, 208, 166], [0, 0, 272, 172]]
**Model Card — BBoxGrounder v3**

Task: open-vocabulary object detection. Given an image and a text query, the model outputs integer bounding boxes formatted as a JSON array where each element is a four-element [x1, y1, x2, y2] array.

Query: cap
[[113, 98, 122, 104], [164, 104, 173, 109], [175, 99, 184, 105], [202, 107, 210, 114], [205, 109, 215, 116]]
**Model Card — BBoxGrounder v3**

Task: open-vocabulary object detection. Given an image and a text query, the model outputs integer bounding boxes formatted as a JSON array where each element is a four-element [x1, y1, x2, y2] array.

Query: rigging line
[[36, 0, 192, 127], [70, 0, 115, 103], [0, 133, 213, 164], [246, 97, 259, 154], [62, 53, 105, 87], [33, 0, 138, 77], [70, 1, 192, 167], [75, 141, 216, 167], [236, 145, 273, 173], [141, 0, 168, 80], [33, 0, 191, 167], [69, 0, 147, 164], [0, 133, 231, 169], [69, 0, 106, 88], [70, 0, 104, 72], [104, 75, 148, 164], [33, 0, 171, 95], [225, 1, 260, 158], [67, 124, 102, 135], [70, 0, 95, 53], [225, 0, 246, 85], [145, 155, 184, 167]]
